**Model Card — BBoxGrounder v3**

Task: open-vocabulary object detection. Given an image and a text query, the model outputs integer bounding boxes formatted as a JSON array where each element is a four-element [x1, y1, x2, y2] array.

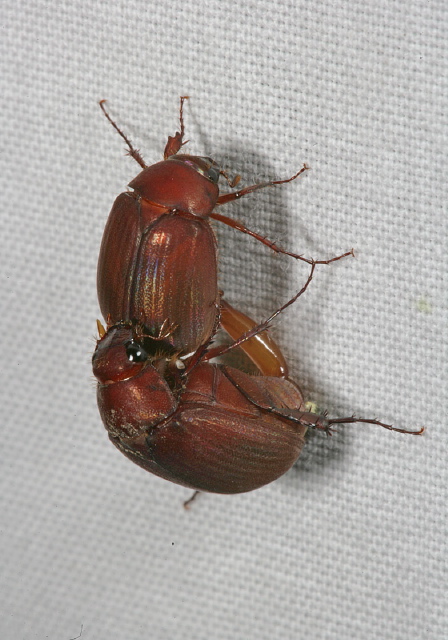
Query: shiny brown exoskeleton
[[97, 98, 352, 359], [93, 264, 315, 494], [93, 323, 307, 493], [94, 99, 423, 496], [93, 266, 423, 495]]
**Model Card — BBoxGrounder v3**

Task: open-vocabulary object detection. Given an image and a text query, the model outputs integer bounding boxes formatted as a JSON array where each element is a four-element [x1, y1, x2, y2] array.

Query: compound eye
[[194, 156, 220, 184], [125, 340, 148, 363], [205, 165, 220, 184]]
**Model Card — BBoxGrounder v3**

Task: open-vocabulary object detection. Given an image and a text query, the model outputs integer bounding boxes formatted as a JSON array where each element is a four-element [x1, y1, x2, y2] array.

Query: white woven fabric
[[1, 1, 446, 638]]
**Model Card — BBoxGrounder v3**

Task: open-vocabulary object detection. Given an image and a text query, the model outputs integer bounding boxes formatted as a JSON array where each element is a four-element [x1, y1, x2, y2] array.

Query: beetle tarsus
[[325, 416, 425, 435], [210, 209, 353, 266]]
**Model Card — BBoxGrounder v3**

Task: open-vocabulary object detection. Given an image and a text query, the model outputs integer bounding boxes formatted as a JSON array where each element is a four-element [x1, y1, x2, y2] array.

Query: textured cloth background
[[1, 1, 446, 639]]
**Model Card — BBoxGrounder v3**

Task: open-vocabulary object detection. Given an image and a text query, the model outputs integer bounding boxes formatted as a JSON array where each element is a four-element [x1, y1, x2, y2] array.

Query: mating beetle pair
[[92, 98, 423, 496]]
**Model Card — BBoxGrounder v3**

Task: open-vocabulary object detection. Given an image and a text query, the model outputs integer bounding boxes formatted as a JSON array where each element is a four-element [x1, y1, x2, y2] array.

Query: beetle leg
[[164, 96, 190, 159], [211, 210, 355, 266], [314, 416, 425, 436], [156, 318, 178, 340], [210, 213, 354, 266], [213, 164, 353, 265], [183, 490, 200, 509], [275, 410, 425, 436], [216, 164, 310, 205], [204, 262, 316, 364], [221, 368, 425, 436], [99, 100, 147, 169]]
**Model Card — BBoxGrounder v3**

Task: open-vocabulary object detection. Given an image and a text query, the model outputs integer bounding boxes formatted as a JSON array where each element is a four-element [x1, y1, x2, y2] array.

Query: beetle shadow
[[289, 423, 349, 480], [211, 145, 317, 321], [199, 141, 352, 477]]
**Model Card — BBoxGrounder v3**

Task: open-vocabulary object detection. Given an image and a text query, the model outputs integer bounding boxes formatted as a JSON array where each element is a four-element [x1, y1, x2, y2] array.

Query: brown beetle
[[93, 324, 307, 493], [94, 100, 422, 495], [97, 98, 352, 358], [92, 271, 314, 494], [93, 266, 423, 495]]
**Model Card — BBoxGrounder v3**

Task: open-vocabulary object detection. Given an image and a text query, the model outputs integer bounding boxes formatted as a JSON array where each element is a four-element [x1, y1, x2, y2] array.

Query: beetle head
[[92, 324, 151, 385], [93, 323, 178, 438]]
